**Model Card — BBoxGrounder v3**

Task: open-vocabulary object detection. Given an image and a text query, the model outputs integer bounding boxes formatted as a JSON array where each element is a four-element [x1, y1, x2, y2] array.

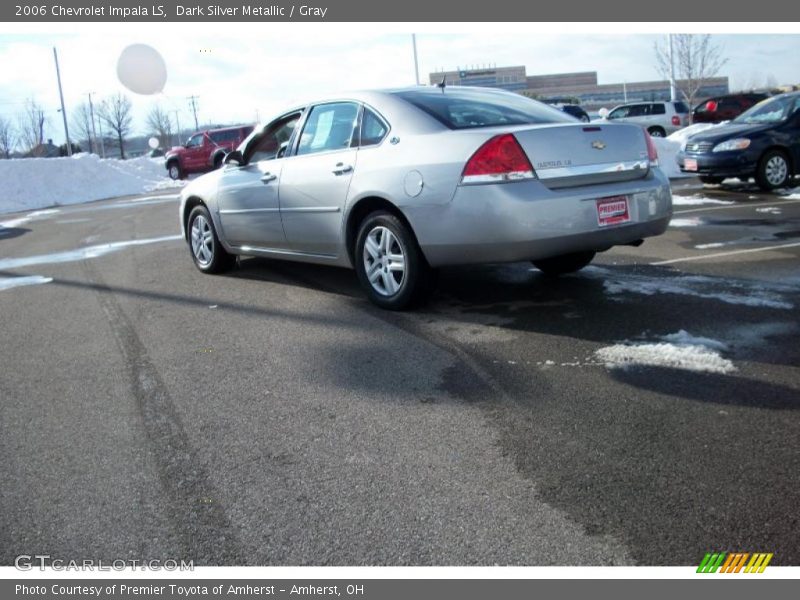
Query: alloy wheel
[[190, 215, 214, 267], [363, 226, 406, 296]]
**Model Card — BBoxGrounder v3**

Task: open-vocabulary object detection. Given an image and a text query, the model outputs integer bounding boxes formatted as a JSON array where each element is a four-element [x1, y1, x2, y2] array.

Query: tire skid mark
[[81, 260, 241, 564]]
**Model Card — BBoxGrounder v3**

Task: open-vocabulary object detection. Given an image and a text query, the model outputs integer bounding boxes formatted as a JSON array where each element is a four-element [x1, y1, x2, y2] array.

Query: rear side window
[[209, 129, 240, 143], [624, 104, 649, 117], [394, 89, 573, 129], [359, 108, 388, 147], [673, 102, 688, 113], [650, 104, 666, 115]]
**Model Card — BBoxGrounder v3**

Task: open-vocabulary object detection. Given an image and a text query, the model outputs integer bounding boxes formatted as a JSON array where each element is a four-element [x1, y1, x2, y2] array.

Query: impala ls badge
[[591, 140, 607, 150]]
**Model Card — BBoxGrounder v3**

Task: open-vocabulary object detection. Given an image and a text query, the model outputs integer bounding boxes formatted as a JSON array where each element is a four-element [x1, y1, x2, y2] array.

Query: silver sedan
[[179, 86, 672, 309]]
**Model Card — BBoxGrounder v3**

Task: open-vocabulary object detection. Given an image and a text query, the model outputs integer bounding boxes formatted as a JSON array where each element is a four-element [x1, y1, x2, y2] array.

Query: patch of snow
[[0, 153, 182, 214], [0, 275, 53, 291], [595, 341, 736, 374], [0, 208, 60, 229], [669, 217, 703, 227], [660, 329, 729, 351], [671, 195, 734, 206], [756, 206, 782, 215], [0, 234, 182, 271], [651, 137, 683, 179], [598, 271, 793, 309], [694, 242, 727, 249]]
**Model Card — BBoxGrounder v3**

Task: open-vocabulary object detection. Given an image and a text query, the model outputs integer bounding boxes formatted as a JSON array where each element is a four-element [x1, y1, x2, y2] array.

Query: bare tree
[[0, 116, 15, 158], [71, 102, 95, 152], [654, 34, 728, 109], [98, 93, 133, 159], [146, 103, 173, 150], [17, 99, 48, 154]]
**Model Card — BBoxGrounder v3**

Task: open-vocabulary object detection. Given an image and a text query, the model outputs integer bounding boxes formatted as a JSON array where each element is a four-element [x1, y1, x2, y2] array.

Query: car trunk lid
[[511, 123, 651, 189]]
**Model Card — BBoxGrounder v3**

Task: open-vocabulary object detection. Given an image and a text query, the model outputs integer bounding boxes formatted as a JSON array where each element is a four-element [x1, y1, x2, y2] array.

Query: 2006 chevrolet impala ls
[[179, 86, 672, 309]]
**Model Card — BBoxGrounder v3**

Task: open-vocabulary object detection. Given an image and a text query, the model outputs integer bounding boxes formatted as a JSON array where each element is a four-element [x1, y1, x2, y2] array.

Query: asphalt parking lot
[[1, 178, 798, 566]]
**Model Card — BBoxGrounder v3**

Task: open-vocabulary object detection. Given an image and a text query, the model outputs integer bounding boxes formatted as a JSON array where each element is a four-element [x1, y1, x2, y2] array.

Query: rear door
[[215, 112, 302, 249], [278, 101, 360, 257]]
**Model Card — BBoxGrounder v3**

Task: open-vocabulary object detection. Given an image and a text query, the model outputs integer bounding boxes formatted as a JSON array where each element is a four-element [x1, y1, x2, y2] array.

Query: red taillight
[[644, 130, 659, 165], [461, 134, 535, 184], [672, 115, 681, 126], [706, 100, 718, 112]]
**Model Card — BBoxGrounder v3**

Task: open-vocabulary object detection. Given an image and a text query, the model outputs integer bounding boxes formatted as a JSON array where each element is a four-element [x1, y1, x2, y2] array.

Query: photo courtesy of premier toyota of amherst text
[[0, 1, 799, 596]]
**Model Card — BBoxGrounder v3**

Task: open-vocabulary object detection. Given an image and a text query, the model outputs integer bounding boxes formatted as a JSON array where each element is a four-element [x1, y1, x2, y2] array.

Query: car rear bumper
[[405, 169, 672, 267], [676, 150, 758, 179]]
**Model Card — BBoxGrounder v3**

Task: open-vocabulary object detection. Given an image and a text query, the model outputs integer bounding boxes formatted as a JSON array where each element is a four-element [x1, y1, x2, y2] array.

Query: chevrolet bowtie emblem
[[591, 140, 607, 150]]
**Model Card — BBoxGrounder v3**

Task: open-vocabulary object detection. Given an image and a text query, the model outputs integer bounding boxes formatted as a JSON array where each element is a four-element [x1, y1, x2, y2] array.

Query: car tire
[[699, 175, 724, 185], [354, 211, 434, 310], [580, 115, 590, 123], [167, 160, 183, 180], [187, 205, 236, 274], [213, 153, 224, 170], [647, 127, 666, 138], [532, 251, 596, 276], [756, 149, 791, 191]]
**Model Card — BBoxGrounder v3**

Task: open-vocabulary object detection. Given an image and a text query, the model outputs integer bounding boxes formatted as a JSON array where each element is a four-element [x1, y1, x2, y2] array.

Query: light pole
[[668, 34, 678, 102], [87, 92, 102, 156], [53, 47, 72, 156], [412, 34, 420, 86]]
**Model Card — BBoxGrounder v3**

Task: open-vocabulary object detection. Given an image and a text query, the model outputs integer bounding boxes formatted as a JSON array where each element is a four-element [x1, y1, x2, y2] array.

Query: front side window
[[608, 106, 629, 119], [296, 102, 359, 156], [246, 113, 301, 163], [186, 134, 204, 148]]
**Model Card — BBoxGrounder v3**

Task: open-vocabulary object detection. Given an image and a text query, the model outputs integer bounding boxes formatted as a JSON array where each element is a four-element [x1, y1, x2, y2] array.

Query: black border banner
[[3, 0, 800, 22]]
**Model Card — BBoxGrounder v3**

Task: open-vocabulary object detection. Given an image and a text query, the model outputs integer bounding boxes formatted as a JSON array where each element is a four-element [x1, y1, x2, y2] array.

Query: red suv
[[165, 125, 254, 179], [691, 93, 769, 124]]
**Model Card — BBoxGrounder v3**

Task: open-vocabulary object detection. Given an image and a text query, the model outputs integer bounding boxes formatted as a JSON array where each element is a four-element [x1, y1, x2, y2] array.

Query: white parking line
[[652, 241, 800, 265], [673, 198, 800, 215]]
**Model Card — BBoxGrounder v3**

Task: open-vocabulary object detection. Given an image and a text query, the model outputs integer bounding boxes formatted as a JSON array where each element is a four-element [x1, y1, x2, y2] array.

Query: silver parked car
[[179, 87, 672, 309]]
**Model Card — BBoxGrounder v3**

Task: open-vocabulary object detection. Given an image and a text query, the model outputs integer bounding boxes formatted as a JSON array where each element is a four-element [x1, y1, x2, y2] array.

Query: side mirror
[[224, 150, 244, 166]]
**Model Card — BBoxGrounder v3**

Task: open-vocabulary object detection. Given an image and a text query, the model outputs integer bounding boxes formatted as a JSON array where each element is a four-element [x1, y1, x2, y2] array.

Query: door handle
[[261, 173, 277, 183], [332, 163, 353, 175]]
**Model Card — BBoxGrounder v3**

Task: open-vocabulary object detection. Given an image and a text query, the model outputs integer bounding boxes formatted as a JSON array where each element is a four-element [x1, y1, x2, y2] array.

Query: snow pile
[[668, 123, 723, 148], [0, 153, 182, 214], [652, 122, 725, 179], [596, 329, 736, 374], [671, 195, 733, 206]]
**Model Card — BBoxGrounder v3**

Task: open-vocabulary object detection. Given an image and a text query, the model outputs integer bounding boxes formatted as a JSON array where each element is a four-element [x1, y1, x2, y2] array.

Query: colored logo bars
[[697, 552, 773, 573]]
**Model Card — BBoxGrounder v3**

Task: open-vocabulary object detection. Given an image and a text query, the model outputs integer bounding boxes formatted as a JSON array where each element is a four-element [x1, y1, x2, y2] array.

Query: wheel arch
[[182, 196, 207, 241], [344, 195, 423, 267]]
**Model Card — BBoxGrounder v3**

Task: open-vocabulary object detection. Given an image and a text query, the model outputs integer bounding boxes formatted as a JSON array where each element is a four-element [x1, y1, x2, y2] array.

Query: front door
[[215, 112, 302, 249], [279, 102, 360, 257]]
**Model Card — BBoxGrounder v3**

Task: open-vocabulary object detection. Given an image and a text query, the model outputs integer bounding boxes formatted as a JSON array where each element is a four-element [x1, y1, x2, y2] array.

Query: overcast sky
[[1, 31, 798, 146]]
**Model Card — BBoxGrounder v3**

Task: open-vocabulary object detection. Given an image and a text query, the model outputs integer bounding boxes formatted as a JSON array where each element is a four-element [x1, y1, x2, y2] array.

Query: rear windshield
[[393, 88, 574, 129], [673, 102, 689, 113]]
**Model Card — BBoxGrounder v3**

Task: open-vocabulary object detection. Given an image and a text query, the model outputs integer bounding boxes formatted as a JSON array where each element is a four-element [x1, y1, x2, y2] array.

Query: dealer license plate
[[684, 158, 699, 171], [596, 196, 631, 227]]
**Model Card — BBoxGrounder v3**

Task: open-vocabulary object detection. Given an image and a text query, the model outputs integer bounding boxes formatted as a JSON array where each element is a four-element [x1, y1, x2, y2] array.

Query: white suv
[[603, 101, 690, 137]]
